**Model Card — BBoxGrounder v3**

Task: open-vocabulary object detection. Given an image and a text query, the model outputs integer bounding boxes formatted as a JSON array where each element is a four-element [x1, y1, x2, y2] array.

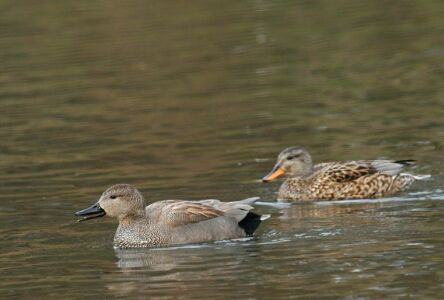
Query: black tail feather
[[238, 212, 263, 236], [394, 160, 416, 166]]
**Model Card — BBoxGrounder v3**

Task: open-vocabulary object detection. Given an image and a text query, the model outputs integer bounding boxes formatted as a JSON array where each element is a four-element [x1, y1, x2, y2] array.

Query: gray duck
[[75, 184, 269, 248]]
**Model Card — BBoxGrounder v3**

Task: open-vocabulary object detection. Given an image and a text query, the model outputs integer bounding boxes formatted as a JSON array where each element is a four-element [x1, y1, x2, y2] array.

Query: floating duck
[[75, 184, 269, 248], [262, 146, 430, 201]]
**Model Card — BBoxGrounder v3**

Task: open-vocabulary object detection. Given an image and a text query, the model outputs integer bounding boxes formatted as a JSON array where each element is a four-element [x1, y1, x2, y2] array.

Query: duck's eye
[[287, 154, 300, 160], [110, 195, 117, 199]]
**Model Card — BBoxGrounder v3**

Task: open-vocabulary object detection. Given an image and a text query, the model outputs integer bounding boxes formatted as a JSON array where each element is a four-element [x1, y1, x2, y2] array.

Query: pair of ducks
[[76, 146, 430, 248]]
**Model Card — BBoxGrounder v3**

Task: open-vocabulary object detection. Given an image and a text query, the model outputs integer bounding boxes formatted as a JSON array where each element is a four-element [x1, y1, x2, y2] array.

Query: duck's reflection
[[279, 201, 383, 220], [114, 244, 249, 270], [106, 243, 262, 297]]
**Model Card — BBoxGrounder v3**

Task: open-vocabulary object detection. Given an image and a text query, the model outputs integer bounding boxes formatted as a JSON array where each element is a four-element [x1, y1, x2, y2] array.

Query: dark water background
[[1, 1, 444, 298]]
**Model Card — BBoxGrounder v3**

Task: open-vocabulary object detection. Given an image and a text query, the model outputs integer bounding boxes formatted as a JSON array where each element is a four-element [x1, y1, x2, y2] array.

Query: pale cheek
[[289, 162, 301, 173], [105, 208, 118, 217], [101, 200, 129, 217], [101, 201, 118, 217]]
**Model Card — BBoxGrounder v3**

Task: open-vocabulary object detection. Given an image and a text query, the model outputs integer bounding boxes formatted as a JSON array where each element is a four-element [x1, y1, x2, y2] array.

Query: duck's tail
[[394, 159, 416, 166], [238, 212, 270, 236]]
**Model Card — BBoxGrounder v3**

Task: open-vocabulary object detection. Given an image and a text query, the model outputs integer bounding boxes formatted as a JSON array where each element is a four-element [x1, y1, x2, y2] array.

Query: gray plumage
[[76, 184, 269, 248]]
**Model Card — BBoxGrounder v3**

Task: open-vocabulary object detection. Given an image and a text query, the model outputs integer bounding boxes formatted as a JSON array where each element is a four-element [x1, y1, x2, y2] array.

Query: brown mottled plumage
[[75, 184, 269, 248], [262, 146, 430, 201]]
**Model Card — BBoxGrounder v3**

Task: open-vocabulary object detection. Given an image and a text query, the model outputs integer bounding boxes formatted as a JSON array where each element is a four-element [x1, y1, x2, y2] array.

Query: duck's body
[[262, 147, 430, 202], [277, 160, 428, 201], [76, 184, 269, 248]]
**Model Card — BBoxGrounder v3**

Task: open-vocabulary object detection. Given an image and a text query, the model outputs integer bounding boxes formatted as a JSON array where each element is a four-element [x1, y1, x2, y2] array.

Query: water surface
[[1, 1, 444, 298]]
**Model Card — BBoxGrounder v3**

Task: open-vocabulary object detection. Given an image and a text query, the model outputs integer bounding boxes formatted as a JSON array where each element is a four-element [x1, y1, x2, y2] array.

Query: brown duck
[[75, 184, 269, 248], [262, 146, 430, 201]]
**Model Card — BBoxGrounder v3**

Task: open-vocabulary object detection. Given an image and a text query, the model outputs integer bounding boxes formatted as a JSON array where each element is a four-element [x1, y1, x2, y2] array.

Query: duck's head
[[262, 146, 313, 182], [75, 184, 145, 222]]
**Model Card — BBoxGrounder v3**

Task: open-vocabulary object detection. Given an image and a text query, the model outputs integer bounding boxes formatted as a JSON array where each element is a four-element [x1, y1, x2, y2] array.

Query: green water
[[1, 1, 444, 298]]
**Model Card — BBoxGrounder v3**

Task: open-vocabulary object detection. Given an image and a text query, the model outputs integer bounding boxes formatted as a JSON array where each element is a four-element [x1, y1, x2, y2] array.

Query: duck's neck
[[301, 164, 314, 177], [290, 164, 313, 178], [118, 211, 146, 225]]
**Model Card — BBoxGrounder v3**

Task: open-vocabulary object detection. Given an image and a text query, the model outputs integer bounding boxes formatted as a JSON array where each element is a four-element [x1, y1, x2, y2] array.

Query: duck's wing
[[146, 200, 226, 227], [317, 160, 415, 183], [368, 159, 415, 175], [192, 197, 259, 212]]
